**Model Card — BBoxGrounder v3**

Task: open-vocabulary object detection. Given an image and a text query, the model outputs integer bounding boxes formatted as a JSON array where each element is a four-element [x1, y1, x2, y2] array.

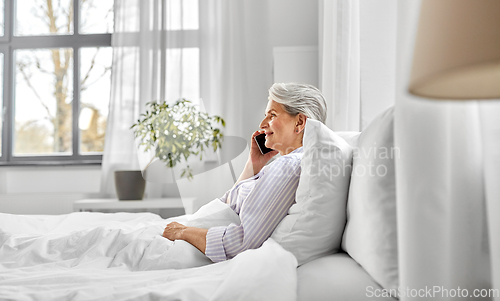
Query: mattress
[[297, 252, 397, 301]]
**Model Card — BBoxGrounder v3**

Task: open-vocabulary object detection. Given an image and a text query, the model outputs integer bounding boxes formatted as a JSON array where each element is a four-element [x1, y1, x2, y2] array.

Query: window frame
[[0, 0, 112, 166]]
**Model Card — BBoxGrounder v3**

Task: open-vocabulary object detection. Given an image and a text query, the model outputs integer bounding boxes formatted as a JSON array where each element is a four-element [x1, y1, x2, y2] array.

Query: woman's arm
[[205, 153, 302, 262], [235, 161, 258, 184], [164, 151, 302, 261], [162, 222, 208, 254]]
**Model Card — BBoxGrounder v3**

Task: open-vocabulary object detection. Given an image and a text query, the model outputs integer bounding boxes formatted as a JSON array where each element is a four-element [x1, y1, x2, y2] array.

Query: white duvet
[[0, 200, 298, 301]]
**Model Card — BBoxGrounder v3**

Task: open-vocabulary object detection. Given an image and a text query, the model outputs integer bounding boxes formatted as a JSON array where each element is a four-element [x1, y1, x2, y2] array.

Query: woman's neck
[[280, 143, 303, 156]]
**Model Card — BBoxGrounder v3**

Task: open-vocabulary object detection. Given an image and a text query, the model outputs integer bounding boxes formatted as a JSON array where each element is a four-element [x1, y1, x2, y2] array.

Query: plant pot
[[114, 170, 146, 200]]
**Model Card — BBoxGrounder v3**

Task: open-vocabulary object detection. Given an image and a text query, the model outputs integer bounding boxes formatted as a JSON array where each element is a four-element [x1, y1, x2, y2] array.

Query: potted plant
[[131, 98, 226, 182], [114, 99, 225, 201]]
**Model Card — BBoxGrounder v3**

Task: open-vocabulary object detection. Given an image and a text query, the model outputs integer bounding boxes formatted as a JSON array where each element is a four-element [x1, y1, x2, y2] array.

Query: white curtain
[[199, 0, 246, 138], [199, 0, 271, 138], [100, 0, 190, 198], [481, 103, 500, 301], [395, 1, 499, 299], [319, 0, 360, 131], [175, 0, 270, 212], [319, 0, 397, 132], [101, 0, 266, 202]]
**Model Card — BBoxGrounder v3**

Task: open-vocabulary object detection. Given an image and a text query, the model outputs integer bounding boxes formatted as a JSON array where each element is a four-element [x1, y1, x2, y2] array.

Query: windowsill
[[0, 161, 102, 167]]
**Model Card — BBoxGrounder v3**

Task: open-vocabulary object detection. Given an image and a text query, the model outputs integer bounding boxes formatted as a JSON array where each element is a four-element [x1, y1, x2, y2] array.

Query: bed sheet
[[0, 201, 298, 301]]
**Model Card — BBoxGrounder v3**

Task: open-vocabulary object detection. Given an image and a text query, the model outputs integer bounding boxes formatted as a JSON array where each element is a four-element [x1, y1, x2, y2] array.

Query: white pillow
[[335, 131, 361, 148], [271, 118, 353, 266], [341, 106, 398, 291]]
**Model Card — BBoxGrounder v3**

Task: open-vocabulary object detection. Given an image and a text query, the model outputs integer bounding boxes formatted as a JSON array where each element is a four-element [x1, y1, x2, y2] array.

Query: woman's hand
[[163, 223, 209, 254], [233, 130, 279, 185], [249, 130, 279, 174], [162, 222, 186, 241]]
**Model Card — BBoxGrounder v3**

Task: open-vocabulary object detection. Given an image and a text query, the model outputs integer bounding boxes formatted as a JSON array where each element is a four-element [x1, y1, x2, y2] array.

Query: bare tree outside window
[[79, 47, 112, 153], [13, 0, 113, 156], [80, 0, 113, 34], [15, 0, 74, 36], [15, 48, 74, 154]]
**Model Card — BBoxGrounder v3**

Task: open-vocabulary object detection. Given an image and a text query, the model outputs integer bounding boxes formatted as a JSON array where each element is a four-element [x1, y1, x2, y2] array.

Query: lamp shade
[[409, 0, 500, 100]]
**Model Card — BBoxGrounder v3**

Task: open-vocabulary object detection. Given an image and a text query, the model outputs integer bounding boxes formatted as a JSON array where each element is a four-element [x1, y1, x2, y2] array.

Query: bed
[[0, 204, 297, 301], [0, 107, 398, 301]]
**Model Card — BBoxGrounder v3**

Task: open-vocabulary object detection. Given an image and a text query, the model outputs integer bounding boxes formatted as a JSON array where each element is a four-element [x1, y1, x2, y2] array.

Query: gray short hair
[[268, 83, 327, 124]]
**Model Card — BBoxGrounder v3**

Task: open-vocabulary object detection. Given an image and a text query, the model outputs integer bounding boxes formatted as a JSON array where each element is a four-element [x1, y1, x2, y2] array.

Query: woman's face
[[259, 99, 302, 155]]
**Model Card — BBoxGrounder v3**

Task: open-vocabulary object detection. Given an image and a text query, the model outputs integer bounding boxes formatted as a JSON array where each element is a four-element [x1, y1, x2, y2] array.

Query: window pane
[[79, 47, 112, 153], [165, 48, 199, 103], [15, 0, 73, 36], [166, 0, 199, 30], [80, 0, 114, 34], [14, 49, 73, 155], [0, 0, 4, 36]]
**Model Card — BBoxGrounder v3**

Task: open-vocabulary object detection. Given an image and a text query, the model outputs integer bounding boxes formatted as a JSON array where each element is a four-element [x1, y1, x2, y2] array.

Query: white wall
[[0, 0, 320, 215], [269, 0, 318, 47], [238, 0, 319, 141], [0, 165, 101, 214], [273, 46, 319, 87]]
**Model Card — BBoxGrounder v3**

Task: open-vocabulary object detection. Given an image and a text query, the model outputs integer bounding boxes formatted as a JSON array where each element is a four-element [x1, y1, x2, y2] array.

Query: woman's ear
[[295, 114, 307, 133]]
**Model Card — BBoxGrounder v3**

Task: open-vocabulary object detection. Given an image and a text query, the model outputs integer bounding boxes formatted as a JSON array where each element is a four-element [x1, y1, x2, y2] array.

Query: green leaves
[[131, 99, 226, 180]]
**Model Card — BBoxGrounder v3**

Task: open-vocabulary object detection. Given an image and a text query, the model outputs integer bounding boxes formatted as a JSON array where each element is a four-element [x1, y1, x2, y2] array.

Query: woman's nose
[[259, 118, 268, 129]]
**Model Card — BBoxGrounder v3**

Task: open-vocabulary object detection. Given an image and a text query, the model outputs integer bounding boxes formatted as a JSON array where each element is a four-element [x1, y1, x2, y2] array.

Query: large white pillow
[[341, 106, 398, 291], [271, 118, 353, 266]]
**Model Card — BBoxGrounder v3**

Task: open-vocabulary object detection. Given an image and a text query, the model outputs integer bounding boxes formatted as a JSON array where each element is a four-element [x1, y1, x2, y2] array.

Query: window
[[0, 0, 113, 164]]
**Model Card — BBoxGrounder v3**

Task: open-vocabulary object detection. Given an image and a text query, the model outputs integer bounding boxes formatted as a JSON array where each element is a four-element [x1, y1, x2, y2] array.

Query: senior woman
[[163, 83, 327, 262]]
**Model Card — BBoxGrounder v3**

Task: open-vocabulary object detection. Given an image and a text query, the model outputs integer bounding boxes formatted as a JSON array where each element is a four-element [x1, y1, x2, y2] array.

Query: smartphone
[[254, 133, 274, 154]]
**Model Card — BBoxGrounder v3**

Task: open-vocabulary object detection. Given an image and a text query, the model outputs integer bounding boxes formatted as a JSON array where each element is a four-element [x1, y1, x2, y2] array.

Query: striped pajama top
[[205, 147, 303, 262]]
